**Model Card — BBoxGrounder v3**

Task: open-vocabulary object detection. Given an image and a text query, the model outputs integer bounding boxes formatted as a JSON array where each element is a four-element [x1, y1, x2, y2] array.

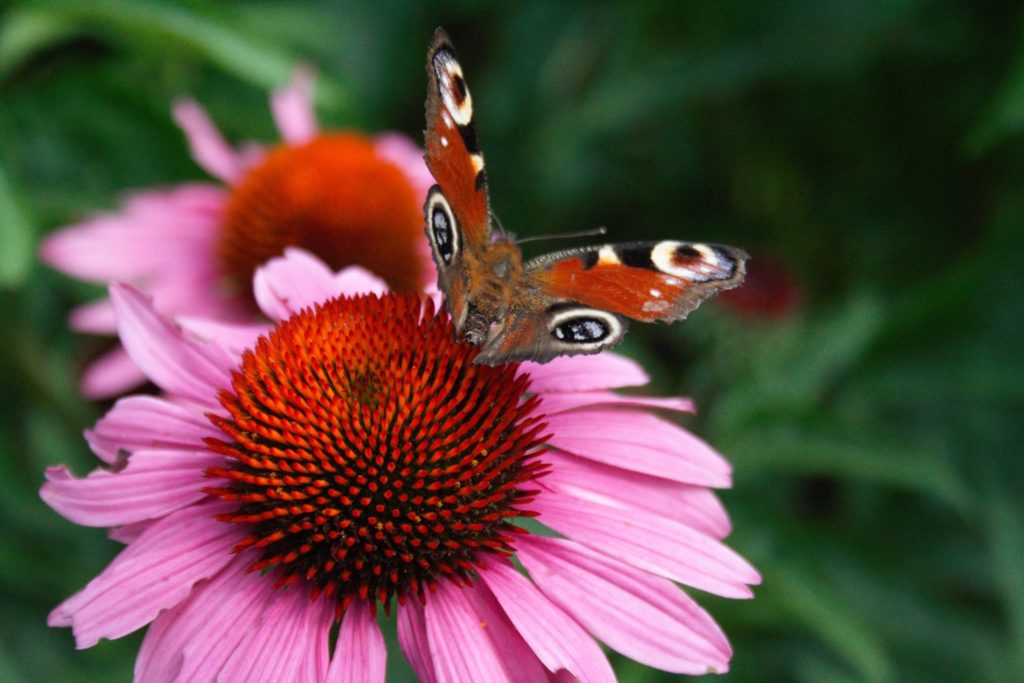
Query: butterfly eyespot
[[432, 210, 452, 262], [553, 318, 609, 342], [546, 306, 627, 352], [425, 188, 459, 269]]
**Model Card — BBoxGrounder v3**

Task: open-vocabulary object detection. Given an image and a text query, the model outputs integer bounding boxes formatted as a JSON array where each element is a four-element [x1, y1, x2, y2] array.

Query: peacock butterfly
[[423, 28, 747, 364]]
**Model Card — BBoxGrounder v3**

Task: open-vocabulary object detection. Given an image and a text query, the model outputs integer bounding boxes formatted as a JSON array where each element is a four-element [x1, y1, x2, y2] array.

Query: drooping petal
[[542, 450, 732, 538], [464, 580, 550, 683], [85, 395, 221, 463], [40, 191, 217, 283], [41, 449, 222, 527], [522, 353, 649, 393], [173, 99, 246, 182], [537, 391, 695, 415], [518, 535, 734, 675], [147, 268, 237, 322], [426, 580, 549, 683], [218, 586, 334, 683], [135, 554, 276, 682], [48, 500, 238, 648], [177, 316, 269, 356], [272, 67, 318, 144], [533, 489, 759, 598], [110, 284, 233, 405], [68, 298, 117, 334], [301, 594, 336, 683], [327, 600, 386, 683], [107, 520, 152, 544], [397, 601, 438, 683], [79, 346, 145, 400], [545, 409, 732, 487], [424, 581, 528, 683], [478, 557, 615, 683]]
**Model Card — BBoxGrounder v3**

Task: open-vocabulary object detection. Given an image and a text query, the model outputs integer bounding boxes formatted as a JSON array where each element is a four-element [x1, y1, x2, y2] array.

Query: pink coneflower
[[43, 250, 759, 681], [40, 69, 436, 399]]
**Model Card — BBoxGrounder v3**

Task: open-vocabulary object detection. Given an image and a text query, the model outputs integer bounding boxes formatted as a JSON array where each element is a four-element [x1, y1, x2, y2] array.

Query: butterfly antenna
[[516, 226, 609, 244], [490, 210, 508, 238]]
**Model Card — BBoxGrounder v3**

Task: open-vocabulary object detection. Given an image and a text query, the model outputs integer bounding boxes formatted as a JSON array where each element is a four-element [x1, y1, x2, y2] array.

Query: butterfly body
[[424, 29, 747, 365]]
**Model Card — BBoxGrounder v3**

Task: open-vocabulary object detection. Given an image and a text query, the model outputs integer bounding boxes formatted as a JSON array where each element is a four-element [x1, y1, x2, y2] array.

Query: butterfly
[[423, 28, 748, 365]]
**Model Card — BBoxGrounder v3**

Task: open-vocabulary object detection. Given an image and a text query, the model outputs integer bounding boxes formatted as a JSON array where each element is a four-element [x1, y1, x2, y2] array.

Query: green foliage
[[2, 0, 1022, 681]]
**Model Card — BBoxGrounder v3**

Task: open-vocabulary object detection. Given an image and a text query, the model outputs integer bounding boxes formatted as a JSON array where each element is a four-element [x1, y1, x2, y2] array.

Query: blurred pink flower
[[40, 69, 436, 399], [42, 250, 759, 681], [718, 256, 801, 320]]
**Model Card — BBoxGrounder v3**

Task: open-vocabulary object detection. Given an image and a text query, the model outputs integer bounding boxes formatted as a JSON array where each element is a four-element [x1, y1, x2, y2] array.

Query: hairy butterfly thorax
[[424, 28, 747, 364]]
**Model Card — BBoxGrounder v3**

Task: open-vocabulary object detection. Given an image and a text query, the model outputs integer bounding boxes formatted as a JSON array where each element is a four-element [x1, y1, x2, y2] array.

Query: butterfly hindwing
[[475, 295, 629, 365], [423, 187, 469, 326]]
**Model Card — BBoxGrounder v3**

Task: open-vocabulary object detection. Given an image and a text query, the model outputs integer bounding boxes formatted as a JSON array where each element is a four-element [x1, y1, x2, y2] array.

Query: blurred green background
[[2, 1, 1024, 681]]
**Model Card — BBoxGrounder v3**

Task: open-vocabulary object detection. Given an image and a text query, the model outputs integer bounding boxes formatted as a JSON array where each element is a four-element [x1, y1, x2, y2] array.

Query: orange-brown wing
[[425, 28, 491, 248], [525, 241, 748, 323]]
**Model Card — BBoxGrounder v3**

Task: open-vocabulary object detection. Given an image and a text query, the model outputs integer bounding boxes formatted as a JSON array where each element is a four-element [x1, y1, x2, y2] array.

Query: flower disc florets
[[204, 293, 549, 610], [219, 135, 426, 294]]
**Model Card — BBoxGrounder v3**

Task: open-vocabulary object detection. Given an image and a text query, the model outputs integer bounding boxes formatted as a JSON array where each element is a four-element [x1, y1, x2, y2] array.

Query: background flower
[[43, 250, 756, 680], [6, 3, 1023, 682], [39, 69, 435, 399]]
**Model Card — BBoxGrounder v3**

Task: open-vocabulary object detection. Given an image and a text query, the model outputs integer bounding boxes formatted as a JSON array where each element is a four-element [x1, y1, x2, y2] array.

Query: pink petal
[[235, 141, 267, 172], [533, 490, 760, 598], [545, 409, 732, 487], [398, 602, 438, 683], [537, 391, 695, 415], [425, 581, 552, 683], [108, 520, 152, 544], [333, 265, 389, 296], [111, 284, 233, 405], [327, 601, 386, 683], [459, 580, 550, 683], [219, 587, 333, 683], [424, 582, 528, 683], [68, 299, 117, 333], [85, 395, 220, 463], [41, 449, 220, 527], [135, 555, 277, 682], [178, 316, 269, 355], [40, 185, 224, 282], [120, 182, 226, 217], [373, 132, 434, 199], [272, 67, 318, 144], [253, 248, 341, 321], [173, 99, 244, 182], [522, 353, 649, 393], [542, 450, 732, 538], [79, 346, 146, 400], [146, 269, 236, 321], [48, 500, 237, 648], [518, 536, 734, 675], [41, 218, 164, 283], [478, 558, 614, 683], [301, 595, 336, 683]]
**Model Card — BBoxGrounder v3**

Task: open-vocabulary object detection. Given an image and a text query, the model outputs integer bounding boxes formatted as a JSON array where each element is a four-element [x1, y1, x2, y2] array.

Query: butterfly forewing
[[424, 29, 491, 246]]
